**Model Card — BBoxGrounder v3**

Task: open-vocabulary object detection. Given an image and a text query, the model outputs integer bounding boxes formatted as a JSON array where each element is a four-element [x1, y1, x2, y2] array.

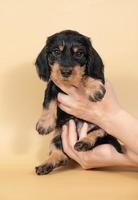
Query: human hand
[[52, 77, 138, 160], [62, 120, 138, 169], [52, 78, 122, 127]]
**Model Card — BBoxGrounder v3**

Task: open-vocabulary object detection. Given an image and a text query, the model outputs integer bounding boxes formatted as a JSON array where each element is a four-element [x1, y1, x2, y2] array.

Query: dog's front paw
[[89, 84, 106, 102], [36, 119, 54, 135]]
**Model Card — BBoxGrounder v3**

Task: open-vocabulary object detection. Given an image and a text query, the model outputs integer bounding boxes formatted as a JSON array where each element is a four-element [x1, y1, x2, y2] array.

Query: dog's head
[[35, 30, 104, 84]]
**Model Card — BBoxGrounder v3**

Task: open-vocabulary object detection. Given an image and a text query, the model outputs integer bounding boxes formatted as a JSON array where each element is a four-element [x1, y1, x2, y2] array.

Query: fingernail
[[83, 122, 88, 128]]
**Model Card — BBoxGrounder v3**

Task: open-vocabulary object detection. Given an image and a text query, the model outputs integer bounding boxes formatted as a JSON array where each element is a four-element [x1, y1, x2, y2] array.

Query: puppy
[[35, 30, 122, 175]]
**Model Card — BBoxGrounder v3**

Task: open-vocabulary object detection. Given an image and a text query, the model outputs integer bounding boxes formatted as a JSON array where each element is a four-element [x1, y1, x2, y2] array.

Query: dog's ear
[[86, 40, 105, 83], [35, 46, 50, 81]]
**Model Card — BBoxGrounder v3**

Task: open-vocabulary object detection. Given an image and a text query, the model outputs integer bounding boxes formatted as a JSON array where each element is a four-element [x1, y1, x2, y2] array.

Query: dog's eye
[[74, 51, 84, 58], [52, 48, 61, 57]]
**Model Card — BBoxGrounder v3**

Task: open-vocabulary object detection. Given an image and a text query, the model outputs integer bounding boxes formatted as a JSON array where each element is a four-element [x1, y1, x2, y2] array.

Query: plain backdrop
[[0, 0, 138, 200]]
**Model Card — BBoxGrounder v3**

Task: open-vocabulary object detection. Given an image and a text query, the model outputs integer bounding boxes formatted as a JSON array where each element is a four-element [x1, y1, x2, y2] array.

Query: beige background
[[0, 0, 138, 199]]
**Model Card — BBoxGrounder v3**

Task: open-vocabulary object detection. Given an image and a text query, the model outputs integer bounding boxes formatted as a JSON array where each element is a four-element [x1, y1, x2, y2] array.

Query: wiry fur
[[35, 30, 122, 175]]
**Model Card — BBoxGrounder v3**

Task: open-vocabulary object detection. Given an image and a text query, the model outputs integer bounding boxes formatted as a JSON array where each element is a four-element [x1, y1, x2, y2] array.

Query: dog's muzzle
[[60, 69, 72, 78]]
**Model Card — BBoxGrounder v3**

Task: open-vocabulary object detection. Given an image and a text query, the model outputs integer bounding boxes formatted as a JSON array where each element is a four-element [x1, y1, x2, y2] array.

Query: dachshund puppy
[[35, 30, 122, 175]]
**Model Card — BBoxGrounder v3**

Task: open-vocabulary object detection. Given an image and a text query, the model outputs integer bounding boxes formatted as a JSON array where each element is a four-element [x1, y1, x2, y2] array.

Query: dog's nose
[[60, 69, 72, 77]]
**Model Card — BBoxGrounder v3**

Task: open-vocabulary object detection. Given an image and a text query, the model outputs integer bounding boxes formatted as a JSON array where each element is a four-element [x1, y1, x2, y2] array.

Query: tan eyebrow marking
[[59, 41, 65, 51], [59, 45, 64, 51]]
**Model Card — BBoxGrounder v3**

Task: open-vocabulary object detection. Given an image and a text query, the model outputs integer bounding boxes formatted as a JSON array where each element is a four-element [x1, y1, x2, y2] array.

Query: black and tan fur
[[35, 30, 122, 175]]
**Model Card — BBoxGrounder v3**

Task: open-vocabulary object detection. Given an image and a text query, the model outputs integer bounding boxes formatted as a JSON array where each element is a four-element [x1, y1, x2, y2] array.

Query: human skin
[[52, 77, 138, 169]]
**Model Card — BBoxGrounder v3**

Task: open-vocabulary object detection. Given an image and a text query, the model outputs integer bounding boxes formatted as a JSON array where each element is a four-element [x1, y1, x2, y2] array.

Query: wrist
[[95, 106, 124, 133]]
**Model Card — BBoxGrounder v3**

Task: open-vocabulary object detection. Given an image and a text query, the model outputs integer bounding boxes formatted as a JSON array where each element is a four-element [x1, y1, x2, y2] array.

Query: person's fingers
[[67, 120, 94, 165], [62, 125, 135, 168], [57, 93, 73, 106], [61, 125, 69, 152], [79, 122, 88, 139], [68, 120, 78, 147], [52, 78, 77, 95], [58, 103, 73, 115], [61, 124, 76, 155], [62, 124, 81, 163]]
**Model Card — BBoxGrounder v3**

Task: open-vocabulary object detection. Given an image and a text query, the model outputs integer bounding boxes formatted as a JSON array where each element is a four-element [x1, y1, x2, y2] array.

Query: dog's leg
[[35, 128, 69, 175], [82, 76, 106, 102], [74, 127, 122, 153], [36, 81, 58, 135], [74, 128, 106, 151], [94, 134, 123, 153], [36, 100, 57, 135]]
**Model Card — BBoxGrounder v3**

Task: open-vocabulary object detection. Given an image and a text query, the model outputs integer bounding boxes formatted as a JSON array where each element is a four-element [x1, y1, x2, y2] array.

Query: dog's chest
[[56, 107, 95, 135]]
